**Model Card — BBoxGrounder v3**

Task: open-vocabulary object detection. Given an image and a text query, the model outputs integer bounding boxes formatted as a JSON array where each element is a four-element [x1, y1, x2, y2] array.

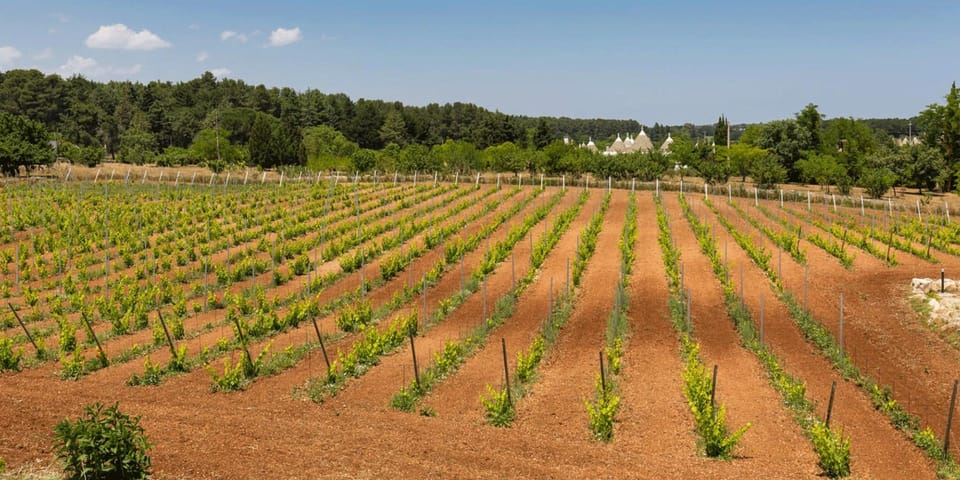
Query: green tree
[[189, 128, 245, 172], [117, 111, 156, 165], [750, 153, 787, 190], [0, 110, 54, 176], [248, 112, 275, 168], [531, 118, 552, 150], [821, 117, 877, 182], [722, 143, 768, 182], [303, 125, 358, 170], [904, 144, 945, 194], [796, 153, 842, 191], [398, 143, 430, 173], [860, 168, 896, 199], [379, 109, 408, 147], [60, 140, 104, 167], [430, 139, 480, 173], [796, 103, 823, 151], [484, 142, 526, 174], [752, 120, 809, 182], [714, 114, 729, 148], [350, 148, 377, 172], [695, 154, 731, 185], [918, 82, 960, 191]]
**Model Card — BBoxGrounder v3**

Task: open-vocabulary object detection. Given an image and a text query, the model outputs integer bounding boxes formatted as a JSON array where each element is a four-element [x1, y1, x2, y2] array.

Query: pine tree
[[714, 115, 729, 148]]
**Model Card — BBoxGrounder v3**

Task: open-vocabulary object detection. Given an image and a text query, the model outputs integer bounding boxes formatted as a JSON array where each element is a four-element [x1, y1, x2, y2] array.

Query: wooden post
[[80, 311, 108, 365], [778, 245, 782, 279], [739, 264, 744, 309], [14, 242, 19, 293], [839, 293, 844, 357], [548, 277, 554, 323], [155, 306, 177, 358], [8, 304, 39, 353], [501, 337, 512, 404], [825, 381, 837, 427], [409, 330, 421, 390], [599, 350, 607, 393], [230, 315, 254, 370], [482, 279, 487, 323], [311, 317, 330, 371], [710, 364, 718, 409], [945, 379, 958, 459], [422, 275, 427, 325], [803, 264, 809, 311], [759, 293, 765, 347]]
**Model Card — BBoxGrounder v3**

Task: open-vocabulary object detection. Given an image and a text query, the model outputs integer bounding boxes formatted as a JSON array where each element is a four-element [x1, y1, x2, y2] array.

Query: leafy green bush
[[682, 345, 750, 458], [0, 334, 23, 371], [810, 421, 851, 478], [53, 402, 152, 480], [585, 374, 620, 442], [336, 299, 373, 332], [480, 385, 515, 427], [127, 356, 164, 386], [515, 335, 545, 383]]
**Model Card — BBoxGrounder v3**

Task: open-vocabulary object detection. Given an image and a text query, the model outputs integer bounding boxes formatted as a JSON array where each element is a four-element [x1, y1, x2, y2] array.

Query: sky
[[0, 0, 958, 126]]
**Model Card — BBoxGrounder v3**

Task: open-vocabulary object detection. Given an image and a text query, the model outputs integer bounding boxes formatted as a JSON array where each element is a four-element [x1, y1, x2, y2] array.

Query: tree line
[[0, 69, 957, 199]]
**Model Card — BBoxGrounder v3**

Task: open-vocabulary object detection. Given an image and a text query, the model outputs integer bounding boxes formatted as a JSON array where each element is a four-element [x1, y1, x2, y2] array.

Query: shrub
[[480, 385, 515, 427], [515, 336, 545, 383], [585, 374, 620, 442], [810, 421, 851, 478], [53, 402, 152, 480], [0, 334, 23, 371], [336, 299, 373, 332], [682, 345, 750, 458]]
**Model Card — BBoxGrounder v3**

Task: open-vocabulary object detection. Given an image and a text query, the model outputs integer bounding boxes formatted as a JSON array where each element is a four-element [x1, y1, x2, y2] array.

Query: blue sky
[[0, 1, 958, 125]]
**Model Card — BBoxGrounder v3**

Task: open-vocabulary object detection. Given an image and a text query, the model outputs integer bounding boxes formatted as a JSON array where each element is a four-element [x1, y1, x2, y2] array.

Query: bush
[[480, 385, 515, 427], [0, 334, 23, 371], [53, 402, 152, 480], [860, 167, 896, 199], [585, 374, 620, 442], [810, 421, 851, 478], [682, 344, 750, 458]]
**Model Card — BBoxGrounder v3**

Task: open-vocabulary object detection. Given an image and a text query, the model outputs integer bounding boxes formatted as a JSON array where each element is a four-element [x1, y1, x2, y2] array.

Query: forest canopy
[[0, 69, 957, 199]]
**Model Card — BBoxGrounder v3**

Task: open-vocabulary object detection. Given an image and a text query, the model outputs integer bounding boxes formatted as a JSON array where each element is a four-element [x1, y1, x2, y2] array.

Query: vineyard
[[4, 171, 960, 478]]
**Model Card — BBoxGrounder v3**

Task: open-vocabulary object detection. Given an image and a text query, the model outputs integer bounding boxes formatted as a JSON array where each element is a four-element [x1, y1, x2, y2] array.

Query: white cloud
[[0, 46, 23, 68], [209, 68, 231, 78], [58, 55, 141, 77], [267, 27, 301, 47], [86, 24, 171, 50], [196, 51, 209, 62], [59, 55, 97, 74], [220, 30, 247, 43], [33, 48, 53, 60]]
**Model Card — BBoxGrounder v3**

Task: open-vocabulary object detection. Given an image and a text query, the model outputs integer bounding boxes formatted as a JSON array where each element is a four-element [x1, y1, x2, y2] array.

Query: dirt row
[[3, 187, 960, 478]]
